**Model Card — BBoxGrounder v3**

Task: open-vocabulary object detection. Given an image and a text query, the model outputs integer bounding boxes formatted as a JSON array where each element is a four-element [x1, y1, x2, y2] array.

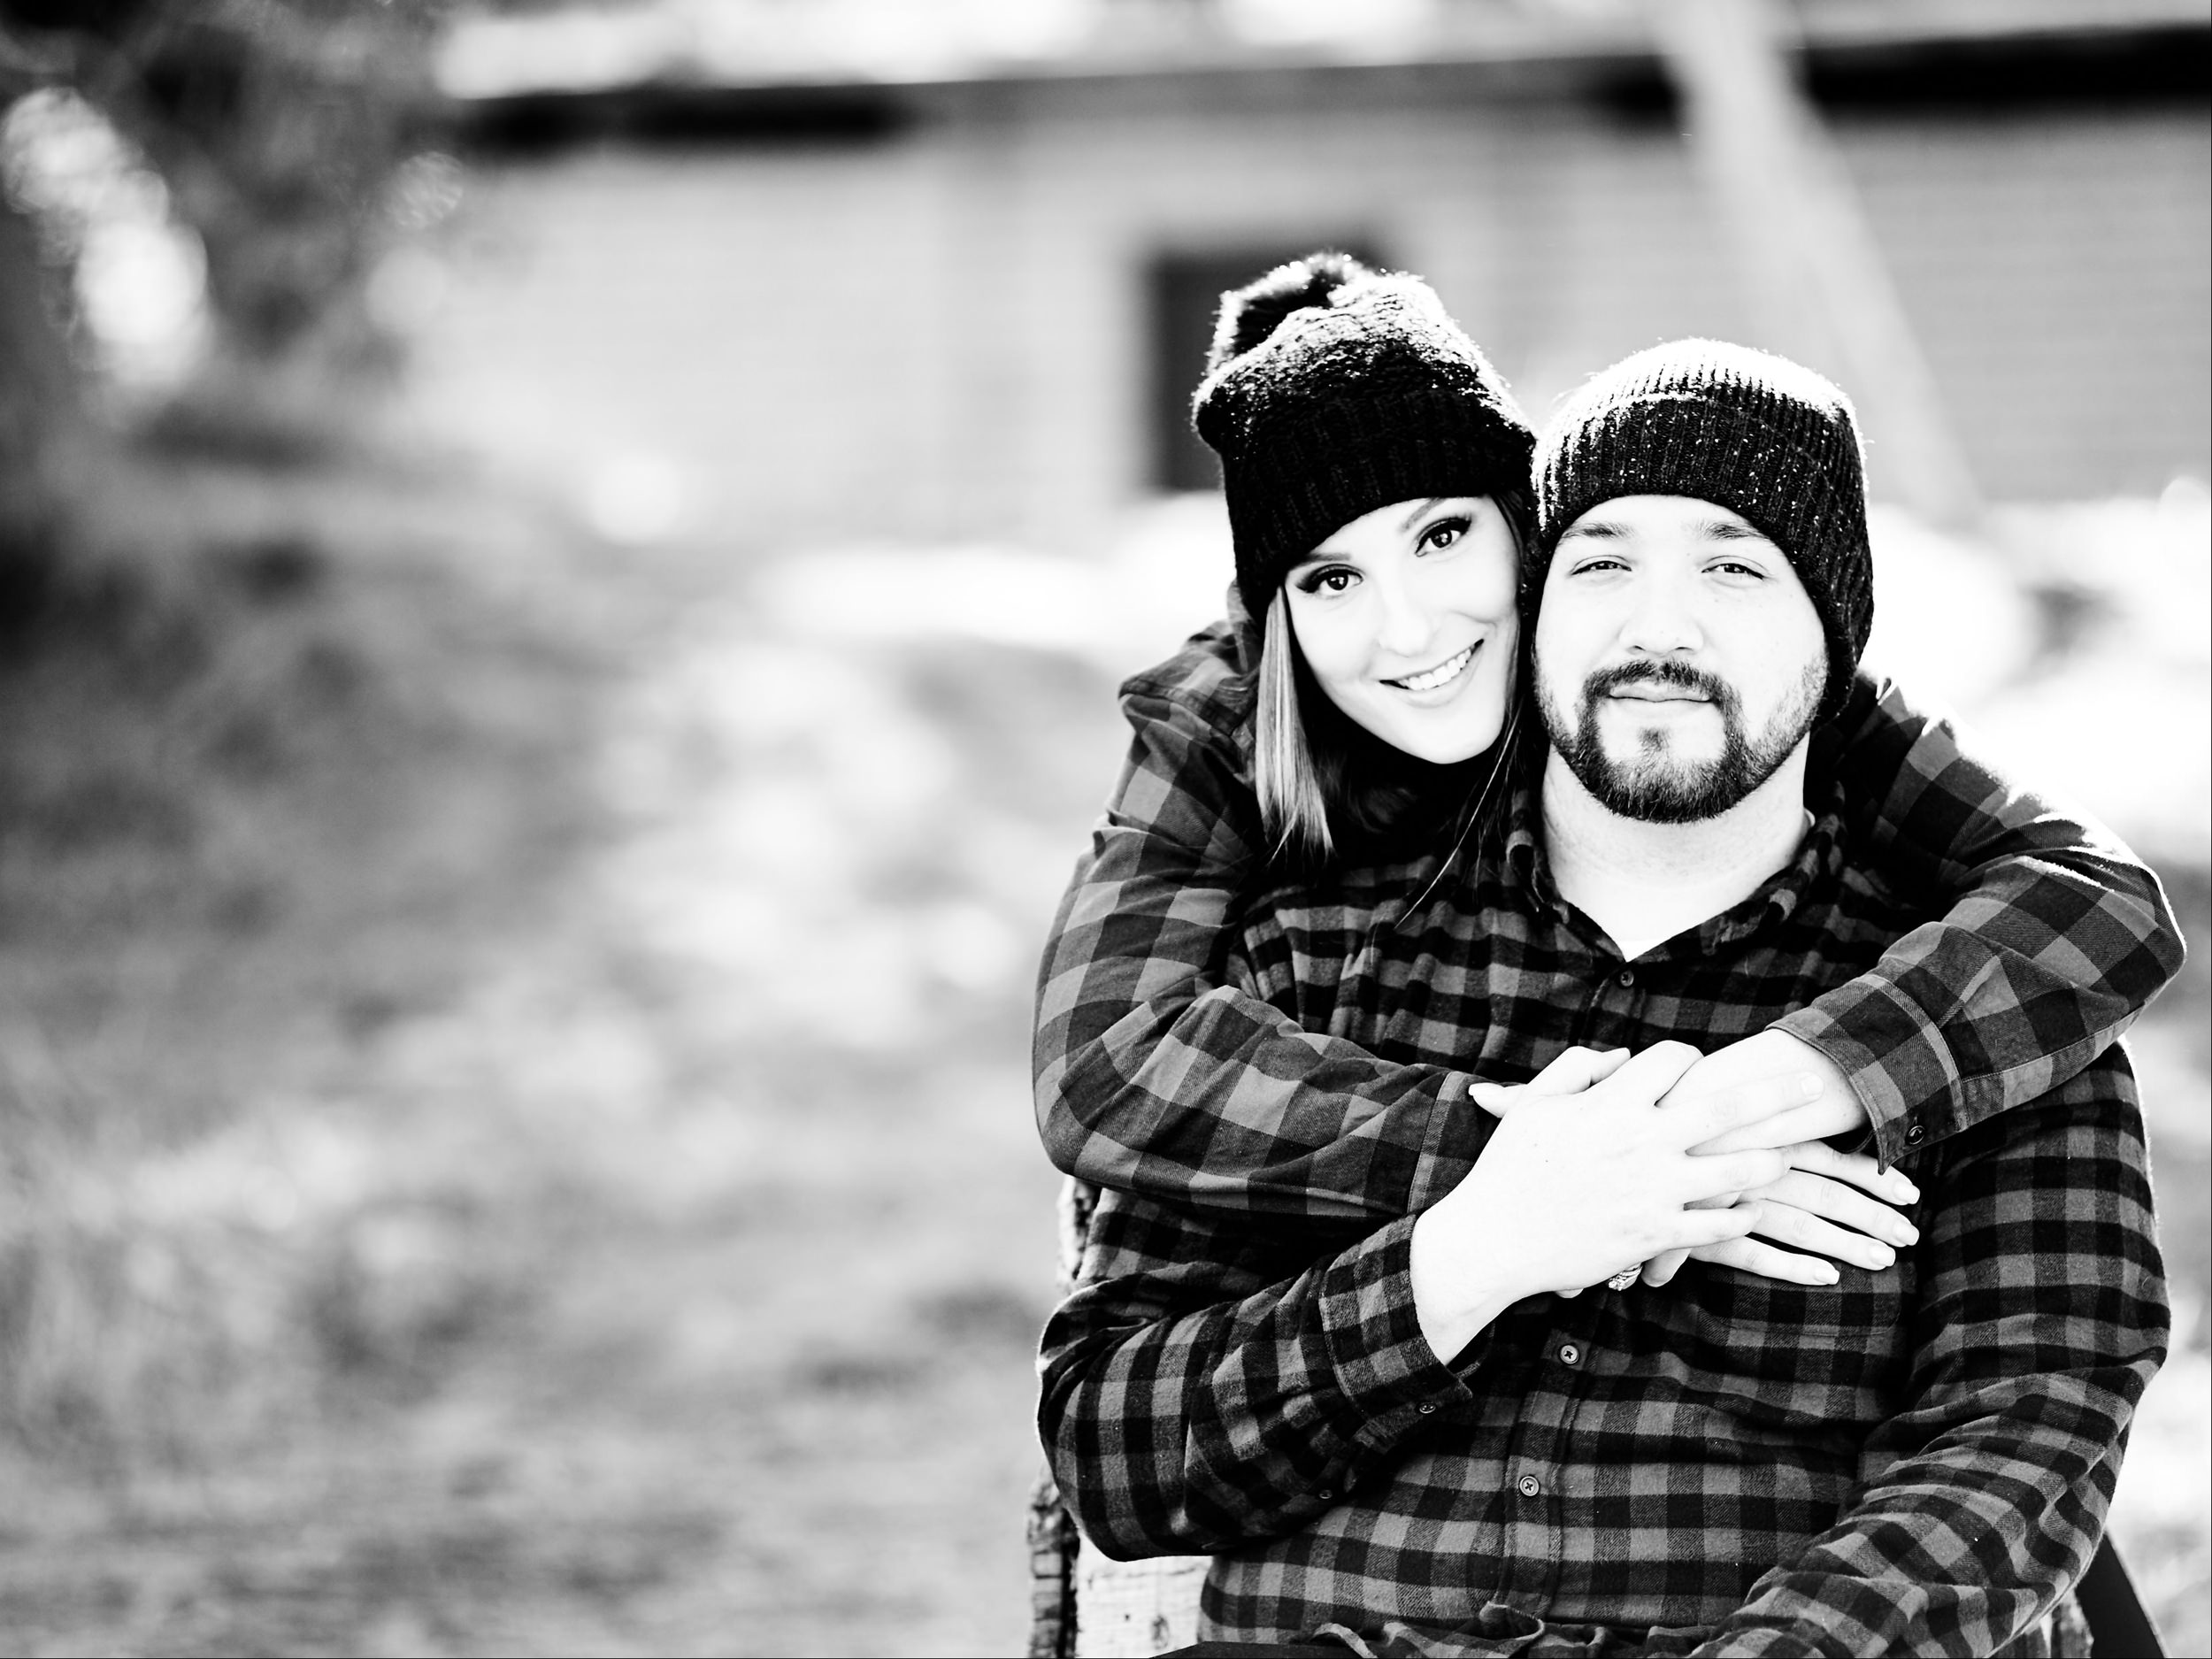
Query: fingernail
[[1890, 1176, 1919, 1202], [1890, 1222, 1918, 1245], [1799, 1074, 1823, 1098], [1816, 1263, 1839, 1285], [1864, 1244, 1894, 1269]]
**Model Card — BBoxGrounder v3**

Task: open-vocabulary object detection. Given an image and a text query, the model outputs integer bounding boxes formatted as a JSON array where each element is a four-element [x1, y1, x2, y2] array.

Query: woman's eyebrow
[[1394, 496, 1449, 532]]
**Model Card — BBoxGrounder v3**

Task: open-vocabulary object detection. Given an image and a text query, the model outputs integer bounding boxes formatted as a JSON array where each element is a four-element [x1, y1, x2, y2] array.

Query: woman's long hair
[[1252, 487, 1537, 873]]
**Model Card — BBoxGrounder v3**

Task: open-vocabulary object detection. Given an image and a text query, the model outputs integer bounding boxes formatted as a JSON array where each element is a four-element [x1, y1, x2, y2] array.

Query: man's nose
[[1617, 572, 1703, 656]]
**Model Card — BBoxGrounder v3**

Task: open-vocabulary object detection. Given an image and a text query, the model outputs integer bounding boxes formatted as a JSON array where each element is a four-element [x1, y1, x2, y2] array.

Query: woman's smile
[[1284, 494, 1521, 764], [1383, 641, 1479, 696]]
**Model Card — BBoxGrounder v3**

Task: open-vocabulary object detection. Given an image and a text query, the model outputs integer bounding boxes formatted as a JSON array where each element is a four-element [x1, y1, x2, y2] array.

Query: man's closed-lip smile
[[1607, 680, 1711, 703]]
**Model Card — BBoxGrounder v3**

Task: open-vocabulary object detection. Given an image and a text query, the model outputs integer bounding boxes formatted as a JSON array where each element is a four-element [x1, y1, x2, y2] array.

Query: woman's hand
[[1645, 1141, 1919, 1287], [1467, 1036, 1914, 1294], [1641, 1029, 1882, 1285], [1466, 1043, 1632, 1116], [1660, 1027, 1867, 1149], [1471, 1032, 1858, 1144], [1412, 1042, 1786, 1361]]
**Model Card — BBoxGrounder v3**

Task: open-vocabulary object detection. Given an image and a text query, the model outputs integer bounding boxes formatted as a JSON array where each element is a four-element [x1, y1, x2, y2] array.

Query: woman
[[1027, 255, 2179, 1654]]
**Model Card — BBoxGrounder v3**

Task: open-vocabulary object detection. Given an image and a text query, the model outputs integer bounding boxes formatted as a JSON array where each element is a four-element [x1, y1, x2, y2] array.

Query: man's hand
[[1411, 1042, 1786, 1362]]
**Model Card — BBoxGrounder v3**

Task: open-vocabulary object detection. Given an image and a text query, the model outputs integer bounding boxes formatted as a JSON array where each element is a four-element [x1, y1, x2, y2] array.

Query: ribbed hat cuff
[[1538, 396, 1854, 569], [1226, 390, 1534, 615]]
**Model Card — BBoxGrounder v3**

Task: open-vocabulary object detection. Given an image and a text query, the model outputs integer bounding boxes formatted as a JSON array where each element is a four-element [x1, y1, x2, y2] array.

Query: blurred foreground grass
[[0, 439, 2201, 1655]]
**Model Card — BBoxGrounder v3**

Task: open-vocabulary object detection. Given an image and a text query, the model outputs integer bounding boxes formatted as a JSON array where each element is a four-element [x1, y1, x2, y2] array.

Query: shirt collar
[[1501, 777, 1849, 956]]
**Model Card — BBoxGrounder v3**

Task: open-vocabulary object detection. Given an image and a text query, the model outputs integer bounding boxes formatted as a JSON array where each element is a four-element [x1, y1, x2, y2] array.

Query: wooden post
[[1651, 0, 1984, 528]]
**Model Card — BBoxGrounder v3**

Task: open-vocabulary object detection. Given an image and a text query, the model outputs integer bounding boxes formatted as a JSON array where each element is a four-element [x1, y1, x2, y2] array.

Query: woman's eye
[[1419, 517, 1471, 552], [1297, 567, 1358, 595]]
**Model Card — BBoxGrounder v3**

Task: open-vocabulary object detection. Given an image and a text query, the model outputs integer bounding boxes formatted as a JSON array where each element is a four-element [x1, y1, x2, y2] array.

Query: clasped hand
[[1409, 1037, 1918, 1363]]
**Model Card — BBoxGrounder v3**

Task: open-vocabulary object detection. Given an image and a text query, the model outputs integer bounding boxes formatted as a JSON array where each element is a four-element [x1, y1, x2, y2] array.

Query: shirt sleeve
[[1691, 1046, 2168, 1657], [1032, 672, 1479, 1222], [1037, 1187, 1479, 1560], [1774, 672, 2186, 1167], [1040, 659, 2187, 1219]]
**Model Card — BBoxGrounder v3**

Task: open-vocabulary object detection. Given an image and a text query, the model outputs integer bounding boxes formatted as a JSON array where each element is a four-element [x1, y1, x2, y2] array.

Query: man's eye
[[1711, 561, 1766, 580], [1570, 557, 1627, 575], [1297, 567, 1358, 595]]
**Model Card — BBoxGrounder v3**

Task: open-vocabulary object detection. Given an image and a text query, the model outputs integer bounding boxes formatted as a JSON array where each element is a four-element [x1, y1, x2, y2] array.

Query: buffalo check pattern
[[1038, 783, 2167, 1654], [1027, 623, 2180, 1655], [1033, 623, 2182, 1217]]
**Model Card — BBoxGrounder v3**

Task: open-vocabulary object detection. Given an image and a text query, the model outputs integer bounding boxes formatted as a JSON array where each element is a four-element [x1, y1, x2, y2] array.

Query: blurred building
[[419, 0, 2211, 549]]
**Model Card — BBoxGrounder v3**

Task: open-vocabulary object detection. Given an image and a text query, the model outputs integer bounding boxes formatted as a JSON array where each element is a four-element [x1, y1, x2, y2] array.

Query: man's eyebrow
[[1696, 517, 1765, 540], [1557, 518, 1623, 541]]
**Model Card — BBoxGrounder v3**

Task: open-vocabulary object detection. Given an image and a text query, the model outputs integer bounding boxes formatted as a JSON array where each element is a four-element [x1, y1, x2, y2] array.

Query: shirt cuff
[[1771, 979, 1964, 1168], [1314, 1213, 1478, 1449], [1404, 1071, 1479, 1212]]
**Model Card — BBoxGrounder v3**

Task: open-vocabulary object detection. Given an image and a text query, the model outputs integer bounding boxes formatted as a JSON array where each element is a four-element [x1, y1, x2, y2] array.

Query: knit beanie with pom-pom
[[1192, 252, 1534, 620], [1534, 339, 1873, 724]]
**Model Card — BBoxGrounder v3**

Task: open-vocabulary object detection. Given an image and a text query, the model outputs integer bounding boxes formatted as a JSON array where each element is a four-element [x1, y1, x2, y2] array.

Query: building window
[[1145, 242, 1382, 493]]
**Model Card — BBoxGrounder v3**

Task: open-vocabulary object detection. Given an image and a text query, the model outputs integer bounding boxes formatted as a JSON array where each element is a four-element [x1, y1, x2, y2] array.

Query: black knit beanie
[[1192, 252, 1535, 621], [1534, 339, 1874, 723]]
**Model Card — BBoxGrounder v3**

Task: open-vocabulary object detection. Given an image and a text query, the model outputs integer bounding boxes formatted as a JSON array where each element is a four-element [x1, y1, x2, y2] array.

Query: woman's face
[[1282, 495, 1521, 764]]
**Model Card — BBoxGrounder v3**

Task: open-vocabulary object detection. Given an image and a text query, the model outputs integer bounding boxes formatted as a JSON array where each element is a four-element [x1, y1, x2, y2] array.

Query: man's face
[[1533, 495, 1826, 823]]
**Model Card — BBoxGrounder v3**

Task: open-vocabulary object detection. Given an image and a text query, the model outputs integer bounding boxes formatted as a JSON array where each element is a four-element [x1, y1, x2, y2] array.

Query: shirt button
[[1904, 1120, 1928, 1147], [1558, 1343, 1581, 1366], [1317, 1488, 1334, 1502], [1418, 1402, 1437, 1415], [1517, 1474, 1541, 1499], [1616, 969, 1635, 988]]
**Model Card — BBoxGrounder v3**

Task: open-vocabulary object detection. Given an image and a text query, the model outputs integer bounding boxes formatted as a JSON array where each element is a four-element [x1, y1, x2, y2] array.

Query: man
[[1040, 342, 2166, 1656]]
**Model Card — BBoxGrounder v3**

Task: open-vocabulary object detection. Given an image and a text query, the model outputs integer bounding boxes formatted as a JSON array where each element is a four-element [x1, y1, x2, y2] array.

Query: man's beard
[[1536, 657, 1824, 824]]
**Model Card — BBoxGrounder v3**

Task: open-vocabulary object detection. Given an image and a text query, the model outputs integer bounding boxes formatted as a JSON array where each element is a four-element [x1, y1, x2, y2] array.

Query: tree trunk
[[0, 186, 81, 575]]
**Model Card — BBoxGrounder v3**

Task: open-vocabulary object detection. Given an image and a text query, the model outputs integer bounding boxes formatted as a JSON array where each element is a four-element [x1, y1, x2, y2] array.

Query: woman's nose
[[1372, 574, 1435, 657]]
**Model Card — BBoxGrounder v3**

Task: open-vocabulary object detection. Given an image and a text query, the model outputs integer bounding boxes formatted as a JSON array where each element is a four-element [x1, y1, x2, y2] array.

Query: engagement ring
[[1606, 1269, 1640, 1292]]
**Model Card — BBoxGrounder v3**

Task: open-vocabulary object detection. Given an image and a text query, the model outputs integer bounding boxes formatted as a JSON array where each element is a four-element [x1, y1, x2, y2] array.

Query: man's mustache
[[1581, 661, 1738, 707]]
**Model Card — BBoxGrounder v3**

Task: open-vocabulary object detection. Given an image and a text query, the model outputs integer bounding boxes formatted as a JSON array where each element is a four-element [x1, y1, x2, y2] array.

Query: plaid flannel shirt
[[1033, 621, 2184, 1217], [1039, 786, 2167, 1655], [1025, 620, 2181, 1655]]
